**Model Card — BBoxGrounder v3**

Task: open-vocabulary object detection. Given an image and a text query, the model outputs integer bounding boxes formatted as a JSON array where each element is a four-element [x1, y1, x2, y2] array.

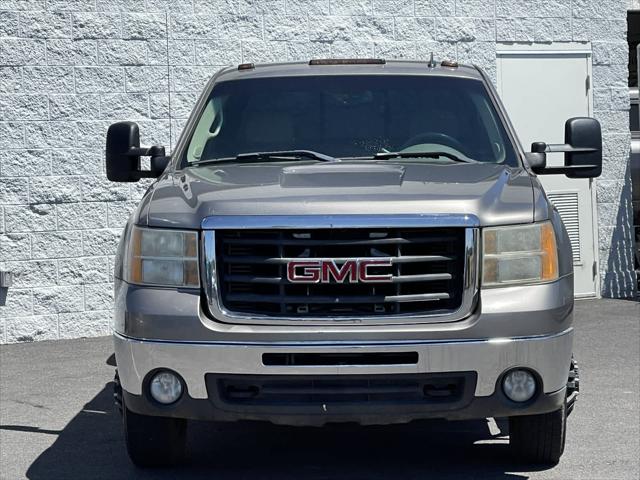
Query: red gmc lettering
[[287, 259, 392, 284], [321, 260, 357, 283], [287, 261, 321, 283], [358, 259, 393, 283]]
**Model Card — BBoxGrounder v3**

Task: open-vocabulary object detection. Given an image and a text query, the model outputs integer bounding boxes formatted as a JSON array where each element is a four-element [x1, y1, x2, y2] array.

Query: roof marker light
[[238, 63, 255, 70], [309, 58, 386, 65]]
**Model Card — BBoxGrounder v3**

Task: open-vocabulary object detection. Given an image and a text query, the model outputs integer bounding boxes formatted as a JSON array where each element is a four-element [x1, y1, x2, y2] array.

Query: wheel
[[509, 400, 567, 465], [123, 404, 187, 467]]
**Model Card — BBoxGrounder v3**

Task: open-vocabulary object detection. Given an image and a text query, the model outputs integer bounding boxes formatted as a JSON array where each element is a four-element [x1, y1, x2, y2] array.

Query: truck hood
[[140, 161, 536, 229]]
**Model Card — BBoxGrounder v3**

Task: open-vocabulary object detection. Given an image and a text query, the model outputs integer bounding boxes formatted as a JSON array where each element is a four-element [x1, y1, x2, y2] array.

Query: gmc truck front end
[[107, 59, 600, 467]]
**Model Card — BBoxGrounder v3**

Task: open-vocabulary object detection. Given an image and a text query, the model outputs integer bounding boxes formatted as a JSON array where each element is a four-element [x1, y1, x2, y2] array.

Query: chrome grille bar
[[223, 272, 453, 284], [220, 255, 456, 264], [225, 292, 451, 304]]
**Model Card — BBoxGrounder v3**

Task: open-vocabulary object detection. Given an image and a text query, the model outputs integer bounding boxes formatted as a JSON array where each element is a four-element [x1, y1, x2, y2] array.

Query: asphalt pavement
[[1, 299, 639, 480]]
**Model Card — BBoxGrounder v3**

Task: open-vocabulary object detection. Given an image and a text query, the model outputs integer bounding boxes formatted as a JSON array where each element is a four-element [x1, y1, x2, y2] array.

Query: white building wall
[[0, 0, 635, 343]]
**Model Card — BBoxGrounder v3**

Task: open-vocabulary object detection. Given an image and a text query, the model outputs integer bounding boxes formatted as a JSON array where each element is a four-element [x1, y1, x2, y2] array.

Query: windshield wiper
[[237, 150, 339, 162], [191, 150, 339, 166], [373, 151, 478, 163]]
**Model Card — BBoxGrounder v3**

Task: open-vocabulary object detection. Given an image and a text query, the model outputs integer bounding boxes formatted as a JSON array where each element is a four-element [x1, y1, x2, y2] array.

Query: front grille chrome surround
[[201, 215, 479, 326]]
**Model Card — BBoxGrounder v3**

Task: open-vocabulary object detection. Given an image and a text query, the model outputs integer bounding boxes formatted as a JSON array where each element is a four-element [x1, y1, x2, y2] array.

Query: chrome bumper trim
[[114, 327, 573, 399], [114, 326, 572, 347]]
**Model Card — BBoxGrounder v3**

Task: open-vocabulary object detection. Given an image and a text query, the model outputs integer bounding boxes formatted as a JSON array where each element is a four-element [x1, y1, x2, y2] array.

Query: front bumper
[[122, 378, 566, 426], [114, 327, 572, 426]]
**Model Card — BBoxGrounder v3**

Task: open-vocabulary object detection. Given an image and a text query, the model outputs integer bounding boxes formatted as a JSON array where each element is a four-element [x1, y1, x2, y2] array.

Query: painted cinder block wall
[[0, 0, 635, 343]]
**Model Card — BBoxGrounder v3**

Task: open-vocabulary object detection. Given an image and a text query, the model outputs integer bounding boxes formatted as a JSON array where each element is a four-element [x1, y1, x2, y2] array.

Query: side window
[[469, 92, 507, 163], [187, 96, 225, 162]]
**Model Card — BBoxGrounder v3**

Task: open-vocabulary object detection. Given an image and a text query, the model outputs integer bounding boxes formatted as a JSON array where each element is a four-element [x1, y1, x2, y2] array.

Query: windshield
[[184, 75, 518, 165]]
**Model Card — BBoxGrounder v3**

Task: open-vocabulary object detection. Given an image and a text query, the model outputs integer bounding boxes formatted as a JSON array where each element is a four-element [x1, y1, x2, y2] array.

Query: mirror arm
[[544, 143, 597, 154], [534, 164, 599, 175], [126, 145, 169, 179], [125, 145, 166, 158], [125, 147, 149, 157], [529, 141, 599, 176]]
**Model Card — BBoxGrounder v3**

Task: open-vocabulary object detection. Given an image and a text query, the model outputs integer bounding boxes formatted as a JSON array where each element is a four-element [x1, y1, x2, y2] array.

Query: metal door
[[497, 48, 598, 297]]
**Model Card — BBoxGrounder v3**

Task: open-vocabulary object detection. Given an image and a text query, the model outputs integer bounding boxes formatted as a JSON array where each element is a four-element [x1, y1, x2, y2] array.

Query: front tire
[[123, 404, 187, 467], [509, 400, 567, 465]]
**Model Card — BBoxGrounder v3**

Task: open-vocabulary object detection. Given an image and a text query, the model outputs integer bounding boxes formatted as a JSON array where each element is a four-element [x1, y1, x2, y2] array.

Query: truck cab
[[107, 59, 602, 467]]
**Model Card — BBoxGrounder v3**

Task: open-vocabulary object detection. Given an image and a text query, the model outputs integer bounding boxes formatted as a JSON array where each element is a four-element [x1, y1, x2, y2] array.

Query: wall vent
[[547, 192, 581, 264]]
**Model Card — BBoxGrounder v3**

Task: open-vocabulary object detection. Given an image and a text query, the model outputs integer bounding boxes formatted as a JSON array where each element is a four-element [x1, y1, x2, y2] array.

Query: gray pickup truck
[[107, 59, 602, 467]]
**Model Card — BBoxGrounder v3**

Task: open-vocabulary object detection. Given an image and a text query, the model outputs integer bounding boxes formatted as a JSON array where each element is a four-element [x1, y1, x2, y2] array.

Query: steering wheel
[[399, 132, 467, 154]]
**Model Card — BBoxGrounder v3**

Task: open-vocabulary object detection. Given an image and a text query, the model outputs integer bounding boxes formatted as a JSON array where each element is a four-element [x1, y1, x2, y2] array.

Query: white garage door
[[497, 46, 599, 297]]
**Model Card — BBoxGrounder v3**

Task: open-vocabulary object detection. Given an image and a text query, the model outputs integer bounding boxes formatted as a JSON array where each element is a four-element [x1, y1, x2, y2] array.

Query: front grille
[[208, 373, 475, 408], [214, 227, 466, 318]]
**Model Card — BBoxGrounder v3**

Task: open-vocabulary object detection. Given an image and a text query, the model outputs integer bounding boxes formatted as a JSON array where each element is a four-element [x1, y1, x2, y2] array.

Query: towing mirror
[[527, 117, 602, 179], [106, 121, 170, 182]]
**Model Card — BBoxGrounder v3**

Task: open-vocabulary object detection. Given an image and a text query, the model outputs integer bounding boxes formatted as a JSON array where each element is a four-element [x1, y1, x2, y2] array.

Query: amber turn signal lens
[[540, 221, 558, 281]]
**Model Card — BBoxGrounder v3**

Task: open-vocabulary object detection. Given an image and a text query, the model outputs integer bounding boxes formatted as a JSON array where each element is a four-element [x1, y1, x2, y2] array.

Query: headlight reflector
[[482, 221, 558, 287], [127, 226, 199, 287]]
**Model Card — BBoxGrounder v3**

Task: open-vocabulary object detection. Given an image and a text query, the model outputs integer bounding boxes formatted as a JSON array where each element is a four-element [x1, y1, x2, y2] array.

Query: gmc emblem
[[286, 259, 393, 284]]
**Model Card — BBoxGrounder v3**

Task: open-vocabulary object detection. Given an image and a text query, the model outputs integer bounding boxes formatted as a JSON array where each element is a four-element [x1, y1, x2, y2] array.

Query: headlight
[[125, 226, 199, 287], [482, 221, 558, 287]]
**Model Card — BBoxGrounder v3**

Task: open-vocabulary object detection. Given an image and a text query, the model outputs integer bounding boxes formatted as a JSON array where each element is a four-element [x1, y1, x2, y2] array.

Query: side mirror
[[564, 117, 602, 179], [106, 121, 170, 182], [528, 117, 602, 179]]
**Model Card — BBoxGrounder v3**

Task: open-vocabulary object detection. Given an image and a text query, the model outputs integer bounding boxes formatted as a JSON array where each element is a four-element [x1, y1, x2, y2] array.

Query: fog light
[[149, 371, 183, 404], [502, 369, 536, 402]]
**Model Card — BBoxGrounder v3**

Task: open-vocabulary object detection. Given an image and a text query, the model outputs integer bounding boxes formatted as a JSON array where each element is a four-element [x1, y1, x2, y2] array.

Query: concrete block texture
[[0, 0, 634, 342]]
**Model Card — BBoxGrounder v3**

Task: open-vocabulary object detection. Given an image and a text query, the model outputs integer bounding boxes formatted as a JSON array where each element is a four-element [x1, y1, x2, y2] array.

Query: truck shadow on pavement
[[21, 379, 550, 479]]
